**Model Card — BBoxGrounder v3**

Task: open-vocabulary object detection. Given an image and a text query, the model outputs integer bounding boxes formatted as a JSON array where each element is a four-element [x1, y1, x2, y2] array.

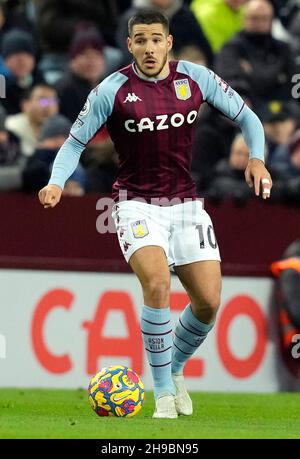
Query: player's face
[[128, 23, 173, 79]]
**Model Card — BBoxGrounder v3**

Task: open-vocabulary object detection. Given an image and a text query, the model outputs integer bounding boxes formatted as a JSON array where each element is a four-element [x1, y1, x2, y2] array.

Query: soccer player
[[38, 10, 272, 418]]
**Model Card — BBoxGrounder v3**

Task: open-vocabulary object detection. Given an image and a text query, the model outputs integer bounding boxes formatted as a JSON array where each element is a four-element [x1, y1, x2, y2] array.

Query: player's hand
[[38, 184, 62, 209], [245, 158, 272, 200]]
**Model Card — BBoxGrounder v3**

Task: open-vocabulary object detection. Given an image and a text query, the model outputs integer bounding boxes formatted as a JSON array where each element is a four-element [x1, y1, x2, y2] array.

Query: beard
[[134, 52, 169, 78]]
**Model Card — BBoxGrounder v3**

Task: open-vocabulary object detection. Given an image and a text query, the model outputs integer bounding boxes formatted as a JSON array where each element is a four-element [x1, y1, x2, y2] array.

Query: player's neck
[[132, 62, 170, 81]]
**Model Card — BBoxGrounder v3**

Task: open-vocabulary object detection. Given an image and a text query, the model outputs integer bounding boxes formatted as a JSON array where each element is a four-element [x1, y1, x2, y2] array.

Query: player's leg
[[172, 260, 221, 415], [129, 246, 177, 419], [169, 201, 221, 414], [111, 201, 177, 418], [172, 260, 221, 372]]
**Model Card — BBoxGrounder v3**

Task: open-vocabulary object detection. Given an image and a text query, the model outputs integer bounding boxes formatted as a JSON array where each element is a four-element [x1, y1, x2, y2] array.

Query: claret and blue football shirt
[[49, 60, 265, 201]]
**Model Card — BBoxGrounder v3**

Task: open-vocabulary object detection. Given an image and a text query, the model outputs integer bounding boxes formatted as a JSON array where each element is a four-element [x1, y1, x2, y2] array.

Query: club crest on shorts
[[174, 79, 191, 100], [131, 220, 149, 238]]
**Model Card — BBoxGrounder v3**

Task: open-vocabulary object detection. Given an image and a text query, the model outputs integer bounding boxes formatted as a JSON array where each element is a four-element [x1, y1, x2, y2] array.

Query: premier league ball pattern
[[88, 365, 145, 417]]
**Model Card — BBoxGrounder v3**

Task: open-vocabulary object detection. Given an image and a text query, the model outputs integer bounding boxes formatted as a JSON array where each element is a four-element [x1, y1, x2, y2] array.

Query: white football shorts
[[111, 199, 221, 268]]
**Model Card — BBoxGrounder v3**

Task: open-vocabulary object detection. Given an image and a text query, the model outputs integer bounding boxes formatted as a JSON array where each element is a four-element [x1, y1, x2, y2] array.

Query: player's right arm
[[38, 72, 128, 208]]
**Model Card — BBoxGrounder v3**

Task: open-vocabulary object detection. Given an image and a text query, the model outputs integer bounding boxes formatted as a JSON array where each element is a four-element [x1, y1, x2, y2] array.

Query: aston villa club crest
[[174, 79, 191, 100], [131, 220, 149, 238]]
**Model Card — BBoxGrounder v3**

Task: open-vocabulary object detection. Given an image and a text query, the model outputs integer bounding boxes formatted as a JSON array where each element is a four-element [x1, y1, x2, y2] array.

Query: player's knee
[[194, 292, 221, 323], [210, 291, 221, 310], [207, 295, 221, 320], [143, 277, 170, 306]]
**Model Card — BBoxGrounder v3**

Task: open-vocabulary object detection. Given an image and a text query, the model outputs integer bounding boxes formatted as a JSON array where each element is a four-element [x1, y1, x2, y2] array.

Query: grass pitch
[[0, 389, 299, 439]]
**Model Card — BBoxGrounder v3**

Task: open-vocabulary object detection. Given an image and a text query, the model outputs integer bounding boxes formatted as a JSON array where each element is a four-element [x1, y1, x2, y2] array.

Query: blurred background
[[0, 0, 300, 393]]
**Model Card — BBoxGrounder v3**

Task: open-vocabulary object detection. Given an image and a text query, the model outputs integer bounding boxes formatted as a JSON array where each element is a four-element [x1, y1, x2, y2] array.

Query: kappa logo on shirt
[[123, 241, 132, 253], [123, 93, 142, 103]]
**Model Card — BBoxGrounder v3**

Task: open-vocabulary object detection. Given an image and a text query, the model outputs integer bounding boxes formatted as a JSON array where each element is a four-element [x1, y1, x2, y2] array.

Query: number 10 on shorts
[[196, 224, 218, 249]]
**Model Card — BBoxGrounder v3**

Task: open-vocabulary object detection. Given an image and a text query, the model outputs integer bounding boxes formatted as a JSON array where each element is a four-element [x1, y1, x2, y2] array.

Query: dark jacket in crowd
[[204, 158, 252, 202], [268, 142, 300, 204], [271, 0, 300, 28], [55, 71, 94, 123], [0, 27, 45, 114], [34, 0, 118, 51], [2, 68, 44, 115], [191, 106, 238, 191], [0, 129, 25, 190], [23, 114, 86, 191], [115, 0, 132, 14], [0, 0, 35, 45], [23, 147, 86, 191], [215, 31, 296, 105]]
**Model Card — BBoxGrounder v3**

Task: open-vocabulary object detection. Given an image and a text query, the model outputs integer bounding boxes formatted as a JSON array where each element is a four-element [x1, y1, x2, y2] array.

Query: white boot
[[172, 374, 193, 416], [152, 394, 178, 419]]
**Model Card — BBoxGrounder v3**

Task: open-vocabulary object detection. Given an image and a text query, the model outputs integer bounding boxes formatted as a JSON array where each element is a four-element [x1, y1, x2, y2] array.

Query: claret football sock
[[141, 305, 176, 399], [171, 304, 214, 375]]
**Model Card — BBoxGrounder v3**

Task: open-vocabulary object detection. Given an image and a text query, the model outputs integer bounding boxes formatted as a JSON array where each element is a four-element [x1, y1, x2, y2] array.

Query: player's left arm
[[244, 158, 272, 200], [202, 68, 272, 199], [179, 61, 272, 199], [237, 107, 272, 199]]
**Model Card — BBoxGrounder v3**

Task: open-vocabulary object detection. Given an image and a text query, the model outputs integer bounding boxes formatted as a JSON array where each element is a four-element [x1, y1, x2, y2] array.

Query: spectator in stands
[[0, 104, 25, 190], [55, 24, 106, 123], [271, 0, 299, 30], [0, 28, 44, 114], [191, 80, 252, 192], [35, 0, 121, 83], [35, 0, 118, 48], [81, 129, 118, 193], [191, 107, 238, 193], [117, 0, 214, 66], [258, 100, 299, 161], [268, 129, 300, 203], [205, 134, 252, 202], [5, 84, 59, 156], [116, 0, 132, 14], [0, 0, 35, 42], [215, 0, 296, 107], [23, 114, 86, 196], [192, 66, 264, 198], [273, 129, 300, 179], [288, 9, 300, 72], [54, 23, 118, 193], [190, 0, 247, 54], [271, 239, 300, 384]]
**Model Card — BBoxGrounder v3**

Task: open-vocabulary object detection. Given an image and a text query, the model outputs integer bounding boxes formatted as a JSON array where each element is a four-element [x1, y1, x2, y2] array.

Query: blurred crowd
[[0, 0, 300, 203]]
